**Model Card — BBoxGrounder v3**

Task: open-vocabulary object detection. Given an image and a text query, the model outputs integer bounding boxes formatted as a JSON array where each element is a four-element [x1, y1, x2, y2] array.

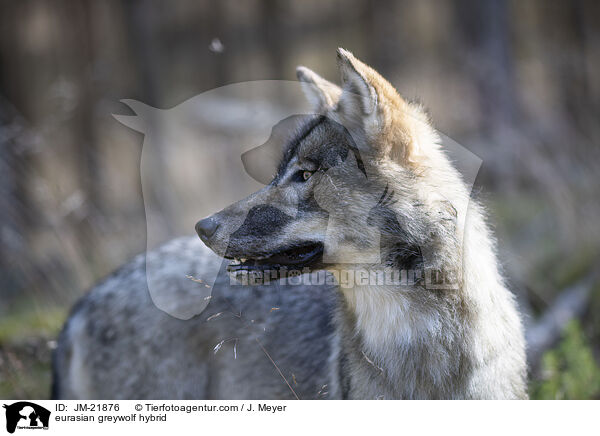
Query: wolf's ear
[[336, 48, 379, 118], [335, 48, 435, 165], [296, 66, 342, 112]]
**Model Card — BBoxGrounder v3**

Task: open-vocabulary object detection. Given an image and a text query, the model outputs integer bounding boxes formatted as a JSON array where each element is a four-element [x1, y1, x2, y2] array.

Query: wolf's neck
[[338, 275, 439, 354], [329, 258, 465, 399], [331, 201, 506, 397]]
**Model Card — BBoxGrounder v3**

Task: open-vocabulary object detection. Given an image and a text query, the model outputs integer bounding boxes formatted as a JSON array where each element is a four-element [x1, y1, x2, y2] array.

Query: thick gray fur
[[52, 237, 337, 399]]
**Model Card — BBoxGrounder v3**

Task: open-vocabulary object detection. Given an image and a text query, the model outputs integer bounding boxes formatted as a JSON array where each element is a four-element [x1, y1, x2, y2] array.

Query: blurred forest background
[[1, 0, 599, 399]]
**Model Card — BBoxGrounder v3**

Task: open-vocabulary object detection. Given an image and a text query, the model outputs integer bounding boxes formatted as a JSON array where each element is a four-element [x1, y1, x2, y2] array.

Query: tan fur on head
[[297, 48, 439, 167]]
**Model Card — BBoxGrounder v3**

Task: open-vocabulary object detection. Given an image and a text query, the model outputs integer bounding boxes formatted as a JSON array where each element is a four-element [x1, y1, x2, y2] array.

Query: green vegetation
[[0, 306, 66, 344], [0, 305, 67, 399], [531, 320, 600, 400]]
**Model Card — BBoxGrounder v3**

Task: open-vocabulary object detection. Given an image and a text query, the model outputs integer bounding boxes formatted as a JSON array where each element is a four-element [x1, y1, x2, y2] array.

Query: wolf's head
[[197, 49, 463, 282]]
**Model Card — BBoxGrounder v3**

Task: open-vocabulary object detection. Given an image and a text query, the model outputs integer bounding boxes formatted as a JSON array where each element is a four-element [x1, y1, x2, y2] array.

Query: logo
[[2, 402, 50, 434]]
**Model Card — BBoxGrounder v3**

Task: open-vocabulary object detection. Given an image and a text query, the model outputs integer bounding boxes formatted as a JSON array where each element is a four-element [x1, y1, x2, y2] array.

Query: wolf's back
[[52, 237, 336, 399]]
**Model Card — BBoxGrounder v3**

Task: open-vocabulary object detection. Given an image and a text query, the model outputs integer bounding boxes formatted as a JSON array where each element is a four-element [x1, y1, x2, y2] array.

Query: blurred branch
[[526, 273, 597, 371]]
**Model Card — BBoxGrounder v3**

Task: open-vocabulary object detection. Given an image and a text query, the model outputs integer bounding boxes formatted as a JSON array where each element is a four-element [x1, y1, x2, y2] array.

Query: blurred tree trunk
[[260, 0, 287, 79], [0, 3, 39, 303], [558, 0, 594, 139], [121, 0, 175, 235], [361, 0, 398, 71], [454, 0, 519, 133], [69, 1, 101, 211], [207, 0, 228, 86]]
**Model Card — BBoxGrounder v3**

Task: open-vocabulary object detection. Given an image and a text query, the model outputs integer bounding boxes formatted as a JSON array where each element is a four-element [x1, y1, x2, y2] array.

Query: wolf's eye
[[293, 169, 315, 182]]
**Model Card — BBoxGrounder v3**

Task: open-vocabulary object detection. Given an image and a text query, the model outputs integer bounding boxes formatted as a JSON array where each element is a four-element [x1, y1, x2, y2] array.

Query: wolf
[[52, 49, 527, 399]]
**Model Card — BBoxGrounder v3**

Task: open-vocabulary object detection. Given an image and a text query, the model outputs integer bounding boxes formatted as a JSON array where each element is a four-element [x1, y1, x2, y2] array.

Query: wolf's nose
[[195, 217, 219, 240]]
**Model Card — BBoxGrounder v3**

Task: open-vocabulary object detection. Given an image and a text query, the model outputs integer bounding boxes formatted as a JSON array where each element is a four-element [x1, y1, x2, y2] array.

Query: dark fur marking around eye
[[275, 116, 367, 182], [276, 115, 326, 182]]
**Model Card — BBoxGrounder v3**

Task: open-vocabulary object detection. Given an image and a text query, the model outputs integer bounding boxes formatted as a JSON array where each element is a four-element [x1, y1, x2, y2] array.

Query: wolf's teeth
[[240, 258, 247, 263]]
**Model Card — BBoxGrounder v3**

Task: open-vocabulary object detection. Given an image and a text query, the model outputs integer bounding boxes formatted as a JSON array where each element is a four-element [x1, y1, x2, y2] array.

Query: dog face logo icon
[[3, 402, 50, 433]]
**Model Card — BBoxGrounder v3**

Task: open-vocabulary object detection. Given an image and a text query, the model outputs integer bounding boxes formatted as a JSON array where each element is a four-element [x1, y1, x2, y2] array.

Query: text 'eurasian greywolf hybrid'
[[53, 49, 527, 399]]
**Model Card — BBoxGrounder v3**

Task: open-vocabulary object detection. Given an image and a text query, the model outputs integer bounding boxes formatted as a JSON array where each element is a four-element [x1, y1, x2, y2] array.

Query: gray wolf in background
[[53, 49, 527, 399]]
